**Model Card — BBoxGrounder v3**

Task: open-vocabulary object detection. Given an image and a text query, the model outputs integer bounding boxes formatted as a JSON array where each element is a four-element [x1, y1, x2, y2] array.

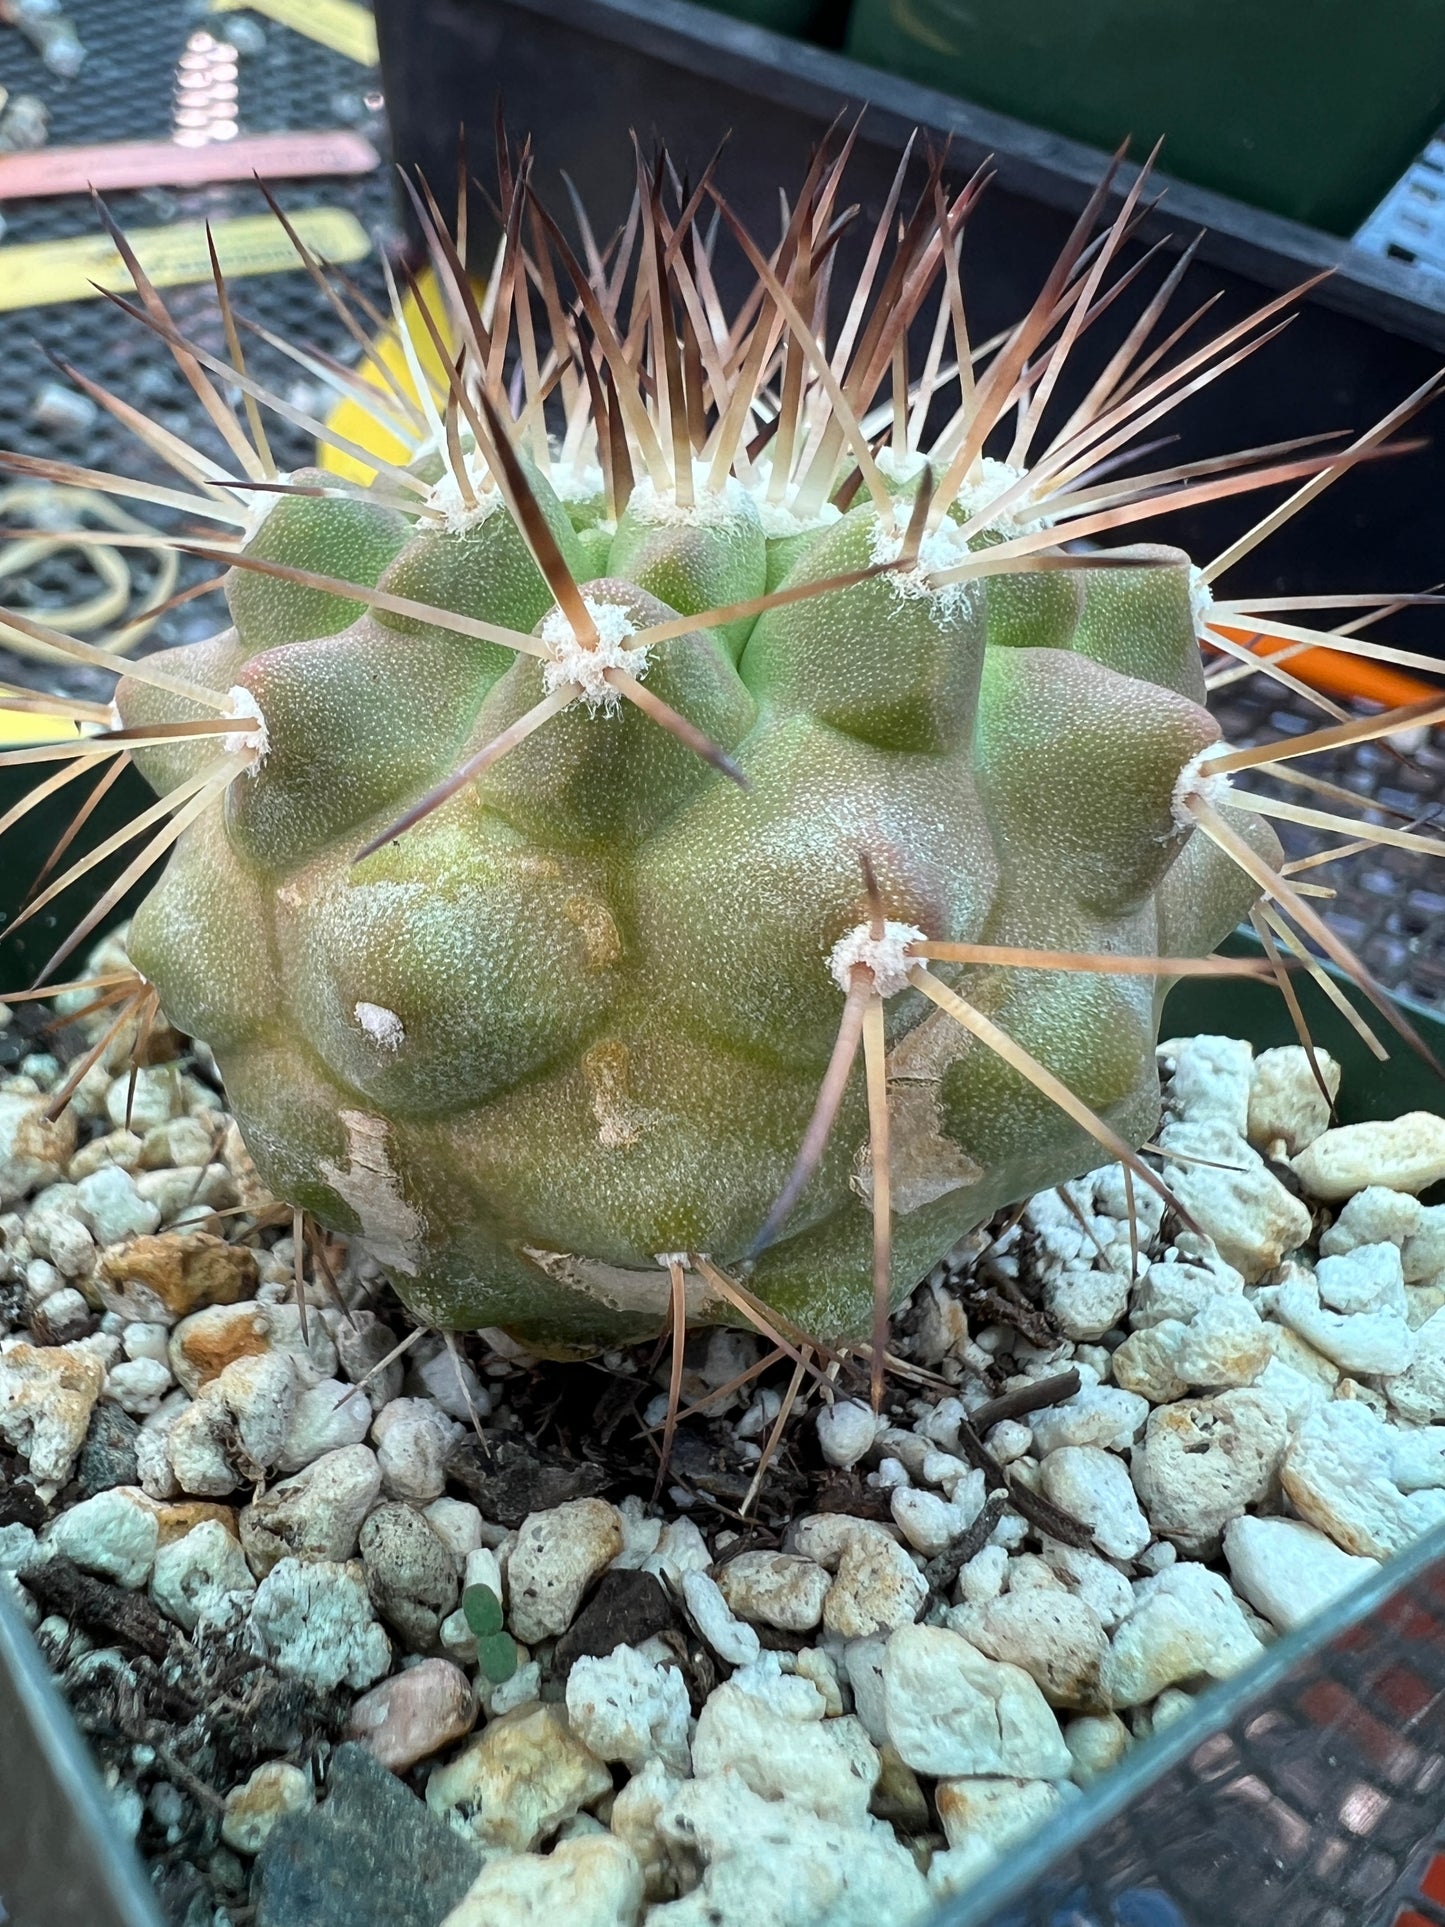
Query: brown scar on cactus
[[4, 124, 1445, 1468]]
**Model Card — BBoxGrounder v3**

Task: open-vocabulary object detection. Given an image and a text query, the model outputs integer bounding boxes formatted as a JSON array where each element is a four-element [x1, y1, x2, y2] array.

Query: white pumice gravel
[[10, 965, 1445, 1926], [681, 1568, 762, 1666], [565, 1643, 693, 1775], [370, 1395, 462, 1504], [506, 1497, 624, 1643], [43, 1487, 159, 1589], [1039, 1445, 1152, 1560], [691, 1669, 881, 1826], [881, 1624, 1073, 1779], [1222, 1515, 1379, 1632], [249, 1556, 391, 1692], [929, 1777, 1071, 1899], [150, 1518, 256, 1633], [815, 1397, 880, 1468], [716, 1549, 830, 1631]]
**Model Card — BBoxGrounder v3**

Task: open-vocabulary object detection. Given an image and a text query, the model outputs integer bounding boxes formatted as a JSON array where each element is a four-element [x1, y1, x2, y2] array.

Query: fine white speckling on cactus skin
[[5, 130, 1440, 1370]]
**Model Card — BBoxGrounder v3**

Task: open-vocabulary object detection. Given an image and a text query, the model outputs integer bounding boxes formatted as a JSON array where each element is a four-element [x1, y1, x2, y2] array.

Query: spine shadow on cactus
[[3, 125, 1445, 1446]]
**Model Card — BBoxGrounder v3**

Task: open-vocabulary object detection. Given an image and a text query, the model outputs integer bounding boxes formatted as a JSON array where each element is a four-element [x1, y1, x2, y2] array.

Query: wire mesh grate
[[1209, 679, 1445, 1011], [940, 1528, 1445, 1927], [0, 0, 394, 701]]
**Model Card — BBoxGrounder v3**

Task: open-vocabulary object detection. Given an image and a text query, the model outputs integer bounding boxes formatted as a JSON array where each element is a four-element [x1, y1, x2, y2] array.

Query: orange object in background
[[1422, 1852, 1445, 1905], [1208, 623, 1444, 708]]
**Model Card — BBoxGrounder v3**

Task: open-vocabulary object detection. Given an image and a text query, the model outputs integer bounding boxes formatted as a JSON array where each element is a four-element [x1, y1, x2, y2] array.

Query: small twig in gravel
[[971, 1286, 1058, 1348], [950, 1394, 1097, 1550], [970, 1367, 1081, 1431], [1004, 1477, 1095, 1549], [27, 1556, 173, 1662], [710, 1527, 781, 1568], [150, 1740, 226, 1815], [924, 1488, 1008, 1598]]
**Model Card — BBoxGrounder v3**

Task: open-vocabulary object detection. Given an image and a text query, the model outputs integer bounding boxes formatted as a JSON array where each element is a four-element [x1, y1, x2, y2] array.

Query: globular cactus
[[5, 140, 1437, 1376]]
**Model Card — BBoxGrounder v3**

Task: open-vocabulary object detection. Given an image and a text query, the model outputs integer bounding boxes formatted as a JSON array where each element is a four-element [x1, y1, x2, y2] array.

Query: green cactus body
[[116, 480, 1267, 1347], [31, 136, 1359, 1360]]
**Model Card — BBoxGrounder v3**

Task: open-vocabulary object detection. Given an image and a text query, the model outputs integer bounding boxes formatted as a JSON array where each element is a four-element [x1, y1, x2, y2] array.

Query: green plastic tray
[[1162, 929, 1445, 1124], [844, 0, 1445, 236], [694, 0, 835, 37]]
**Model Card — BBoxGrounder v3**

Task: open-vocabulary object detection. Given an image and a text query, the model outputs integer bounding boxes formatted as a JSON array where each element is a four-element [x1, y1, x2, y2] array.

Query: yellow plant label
[[210, 0, 379, 66], [0, 207, 371, 312], [320, 267, 469, 482], [0, 710, 84, 748]]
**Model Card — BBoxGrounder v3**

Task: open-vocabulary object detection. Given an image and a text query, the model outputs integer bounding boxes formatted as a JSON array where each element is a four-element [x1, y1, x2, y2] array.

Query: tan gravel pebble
[[1293, 1114, 1445, 1202], [220, 1761, 313, 1855], [98, 1233, 257, 1325], [506, 1498, 624, 1644], [440, 1835, 644, 1927], [426, 1704, 612, 1852]]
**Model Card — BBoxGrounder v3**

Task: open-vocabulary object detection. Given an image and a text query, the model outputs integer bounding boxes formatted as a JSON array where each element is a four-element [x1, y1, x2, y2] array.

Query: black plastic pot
[[375, 0, 1445, 651]]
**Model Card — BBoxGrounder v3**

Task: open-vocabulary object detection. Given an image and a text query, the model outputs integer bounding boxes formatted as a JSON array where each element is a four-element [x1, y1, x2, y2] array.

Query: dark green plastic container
[[1168, 930, 1445, 1125], [845, 0, 1445, 235], [0, 762, 155, 1000], [697, 0, 834, 37]]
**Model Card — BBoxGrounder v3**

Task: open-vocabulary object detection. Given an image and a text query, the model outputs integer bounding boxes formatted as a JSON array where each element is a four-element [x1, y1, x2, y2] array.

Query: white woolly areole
[[873, 457, 1051, 594], [223, 686, 268, 765], [866, 456, 1047, 619], [540, 598, 647, 712], [238, 473, 292, 545], [550, 460, 606, 505], [876, 446, 930, 486], [950, 456, 1039, 532], [1171, 742, 1234, 831], [1188, 563, 1215, 635], [654, 1251, 692, 1269], [626, 466, 759, 530], [752, 495, 843, 539], [828, 919, 928, 999], [867, 514, 983, 621], [425, 461, 502, 535], [354, 1001, 405, 1050]]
